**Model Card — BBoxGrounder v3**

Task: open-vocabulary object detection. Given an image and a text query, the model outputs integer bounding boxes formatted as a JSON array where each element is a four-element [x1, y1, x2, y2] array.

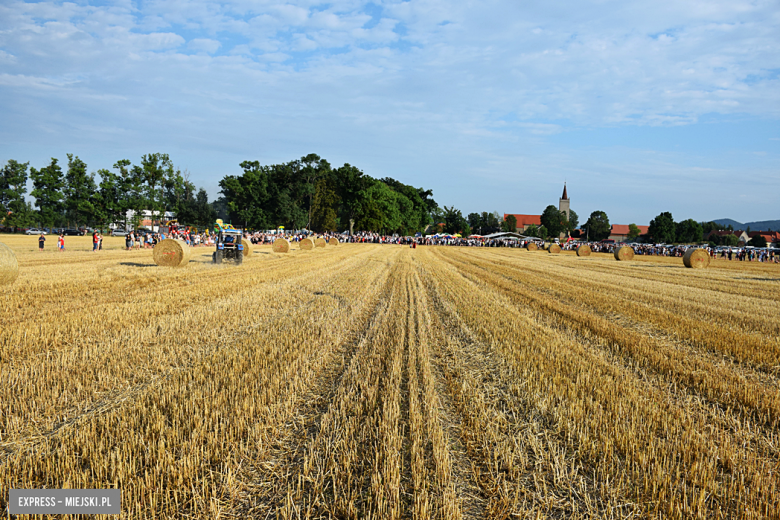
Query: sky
[[1, 0, 779, 225]]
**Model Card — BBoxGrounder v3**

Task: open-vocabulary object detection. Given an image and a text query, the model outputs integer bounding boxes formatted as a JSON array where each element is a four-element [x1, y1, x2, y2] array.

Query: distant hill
[[710, 218, 780, 231], [711, 218, 744, 229]]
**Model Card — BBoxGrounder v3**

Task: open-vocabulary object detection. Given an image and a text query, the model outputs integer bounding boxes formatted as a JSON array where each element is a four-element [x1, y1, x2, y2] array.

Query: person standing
[[38, 232, 46, 252], [93, 231, 99, 252], [57, 233, 65, 252]]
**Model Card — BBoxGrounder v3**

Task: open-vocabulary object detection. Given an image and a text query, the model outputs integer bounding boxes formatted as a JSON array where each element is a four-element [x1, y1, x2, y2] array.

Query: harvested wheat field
[[1, 234, 779, 519]]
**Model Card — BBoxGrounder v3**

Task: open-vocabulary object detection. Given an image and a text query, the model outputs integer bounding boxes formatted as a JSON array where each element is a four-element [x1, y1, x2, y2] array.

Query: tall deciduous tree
[[311, 176, 340, 232], [675, 218, 703, 243], [336, 163, 368, 235], [567, 209, 579, 232], [649, 211, 676, 243], [628, 223, 641, 240], [140, 153, 173, 228], [540, 205, 567, 238], [502, 214, 517, 233], [583, 210, 611, 241], [1, 159, 30, 230], [30, 158, 65, 228], [63, 154, 97, 227]]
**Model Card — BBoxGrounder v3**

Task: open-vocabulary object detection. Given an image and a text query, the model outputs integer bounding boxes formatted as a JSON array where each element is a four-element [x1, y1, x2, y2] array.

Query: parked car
[[111, 229, 129, 236], [25, 228, 45, 235], [63, 228, 85, 236]]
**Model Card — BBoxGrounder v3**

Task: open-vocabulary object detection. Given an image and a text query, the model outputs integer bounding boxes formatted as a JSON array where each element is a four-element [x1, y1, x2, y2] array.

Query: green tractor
[[212, 219, 244, 265]]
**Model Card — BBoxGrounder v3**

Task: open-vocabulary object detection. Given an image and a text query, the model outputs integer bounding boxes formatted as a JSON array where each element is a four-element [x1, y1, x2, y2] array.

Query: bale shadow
[[119, 262, 157, 268]]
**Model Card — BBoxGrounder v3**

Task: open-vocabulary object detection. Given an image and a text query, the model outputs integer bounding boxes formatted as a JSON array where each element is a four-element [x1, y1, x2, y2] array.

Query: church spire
[[561, 182, 568, 200]]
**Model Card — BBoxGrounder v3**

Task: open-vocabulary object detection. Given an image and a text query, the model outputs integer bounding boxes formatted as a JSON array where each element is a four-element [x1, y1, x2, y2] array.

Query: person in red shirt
[[58, 233, 64, 252]]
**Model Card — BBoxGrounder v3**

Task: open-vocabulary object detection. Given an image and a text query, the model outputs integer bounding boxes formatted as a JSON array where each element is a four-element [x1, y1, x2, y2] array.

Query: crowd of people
[[34, 227, 779, 263]]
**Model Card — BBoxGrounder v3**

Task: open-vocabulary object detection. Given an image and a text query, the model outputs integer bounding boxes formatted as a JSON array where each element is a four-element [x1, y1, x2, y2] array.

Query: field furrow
[[437, 249, 780, 429]]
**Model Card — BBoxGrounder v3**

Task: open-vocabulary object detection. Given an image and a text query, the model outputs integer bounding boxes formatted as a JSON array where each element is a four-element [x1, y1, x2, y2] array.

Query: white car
[[25, 228, 46, 235]]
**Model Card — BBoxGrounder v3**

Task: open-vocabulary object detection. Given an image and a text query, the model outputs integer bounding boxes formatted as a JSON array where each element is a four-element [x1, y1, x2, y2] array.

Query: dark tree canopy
[[30, 158, 65, 228], [0, 159, 30, 229], [540, 205, 567, 238], [216, 155, 437, 234], [748, 235, 767, 247], [676, 218, 704, 243], [583, 210, 611, 241], [649, 211, 677, 243], [628, 223, 641, 240], [502, 214, 517, 233]]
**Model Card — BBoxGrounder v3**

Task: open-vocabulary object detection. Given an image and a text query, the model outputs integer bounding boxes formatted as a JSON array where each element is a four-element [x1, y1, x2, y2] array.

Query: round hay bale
[[240, 238, 253, 257], [328, 237, 339, 246], [683, 248, 710, 269], [576, 244, 592, 257], [0, 242, 19, 285], [526, 242, 538, 251], [272, 238, 290, 253], [153, 238, 191, 267], [614, 245, 635, 261], [548, 243, 561, 254], [315, 237, 327, 248], [299, 238, 314, 250]]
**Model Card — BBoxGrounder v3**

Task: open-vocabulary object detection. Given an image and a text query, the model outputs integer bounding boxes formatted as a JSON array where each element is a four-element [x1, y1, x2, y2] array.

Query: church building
[[559, 183, 570, 222], [504, 183, 570, 234]]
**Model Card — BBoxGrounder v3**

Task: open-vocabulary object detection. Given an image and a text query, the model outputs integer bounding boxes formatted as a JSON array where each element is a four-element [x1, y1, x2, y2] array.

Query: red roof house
[[609, 224, 649, 241], [504, 214, 542, 232], [748, 230, 780, 244]]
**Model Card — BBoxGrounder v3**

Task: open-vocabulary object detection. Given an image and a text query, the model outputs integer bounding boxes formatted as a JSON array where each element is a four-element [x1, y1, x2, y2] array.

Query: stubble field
[[1, 234, 779, 519]]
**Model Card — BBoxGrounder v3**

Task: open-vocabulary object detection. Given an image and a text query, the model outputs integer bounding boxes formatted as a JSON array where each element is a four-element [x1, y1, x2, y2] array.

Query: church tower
[[559, 183, 570, 222]]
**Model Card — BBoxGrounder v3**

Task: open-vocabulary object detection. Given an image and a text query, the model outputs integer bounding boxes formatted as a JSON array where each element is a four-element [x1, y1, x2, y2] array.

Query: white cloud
[[188, 38, 221, 54]]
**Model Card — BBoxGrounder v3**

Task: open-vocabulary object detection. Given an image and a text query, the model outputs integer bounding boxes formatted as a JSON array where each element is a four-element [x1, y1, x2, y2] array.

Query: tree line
[[577, 210, 765, 246], [1, 154, 215, 231], [2, 153, 756, 244]]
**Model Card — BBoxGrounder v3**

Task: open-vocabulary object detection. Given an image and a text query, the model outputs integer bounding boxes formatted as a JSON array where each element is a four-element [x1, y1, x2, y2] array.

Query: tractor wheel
[[215, 251, 223, 264], [236, 252, 243, 265]]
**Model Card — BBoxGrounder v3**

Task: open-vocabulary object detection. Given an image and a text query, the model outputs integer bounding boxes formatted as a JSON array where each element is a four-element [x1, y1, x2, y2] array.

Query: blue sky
[[1, 0, 778, 225]]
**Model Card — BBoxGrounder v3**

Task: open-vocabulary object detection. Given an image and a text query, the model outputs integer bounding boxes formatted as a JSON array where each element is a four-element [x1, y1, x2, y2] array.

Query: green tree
[[381, 177, 430, 233], [356, 180, 404, 233], [194, 189, 216, 228], [748, 235, 767, 247], [440, 205, 468, 235], [311, 176, 340, 232], [295, 154, 331, 229], [628, 223, 641, 240], [676, 218, 703, 243], [63, 154, 97, 227], [467, 212, 480, 232], [583, 210, 611, 241], [219, 161, 271, 230], [648, 211, 676, 243], [722, 233, 739, 247], [336, 164, 369, 235], [502, 214, 517, 233], [94, 168, 119, 228], [140, 153, 173, 229], [30, 158, 65, 228], [701, 221, 719, 235], [567, 209, 579, 232], [540, 205, 566, 238], [1, 159, 30, 230], [523, 223, 540, 238]]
